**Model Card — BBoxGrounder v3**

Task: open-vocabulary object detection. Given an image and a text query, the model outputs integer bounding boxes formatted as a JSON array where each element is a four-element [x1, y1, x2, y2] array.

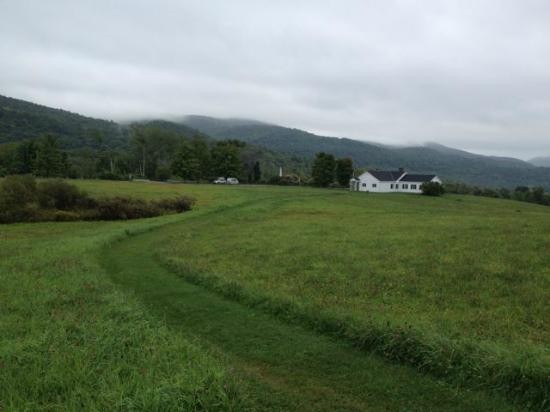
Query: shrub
[[36, 209, 82, 222], [155, 166, 172, 181], [94, 197, 160, 220], [0, 175, 37, 208], [98, 171, 126, 181], [0, 175, 39, 223], [268, 175, 301, 186], [93, 196, 195, 220], [421, 181, 444, 196], [37, 179, 92, 210], [154, 196, 195, 213], [0, 176, 194, 223]]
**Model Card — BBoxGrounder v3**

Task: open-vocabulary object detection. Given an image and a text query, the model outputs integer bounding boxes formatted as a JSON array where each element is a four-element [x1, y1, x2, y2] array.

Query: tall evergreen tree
[[311, 152, 335, 187], [14, 140, 38, 174], [335, 157, 354, 186], [191, 137, 211, 179], [253, 161, 261, 182]]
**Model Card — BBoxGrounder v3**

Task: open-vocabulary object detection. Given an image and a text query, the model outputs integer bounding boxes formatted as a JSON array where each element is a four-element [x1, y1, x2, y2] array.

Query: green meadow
[[1, 180, 548, 410]]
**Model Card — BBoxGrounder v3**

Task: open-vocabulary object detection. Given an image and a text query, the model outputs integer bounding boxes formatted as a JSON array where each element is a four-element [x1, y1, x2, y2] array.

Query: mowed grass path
[[102, 209, 515, 411]]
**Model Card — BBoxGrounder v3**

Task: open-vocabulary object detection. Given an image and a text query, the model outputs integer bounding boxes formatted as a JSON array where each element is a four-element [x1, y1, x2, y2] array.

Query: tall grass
[[150, 186, 550, 409], [0, 216, 249, 410], [162, 260, 549, 409]]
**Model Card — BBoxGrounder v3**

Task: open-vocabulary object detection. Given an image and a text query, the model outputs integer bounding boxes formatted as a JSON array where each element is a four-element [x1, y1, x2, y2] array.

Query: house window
[[372, 183, 377, 188], [362, 183, 366, 187], [403, 184, 408, 189], [390, 184, 394, 189], [411, 184, 417, 190]]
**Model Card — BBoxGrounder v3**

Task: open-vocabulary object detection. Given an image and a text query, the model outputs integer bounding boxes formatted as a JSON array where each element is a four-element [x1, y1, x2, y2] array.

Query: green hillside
[[0, 95, 310, 180], [0, 95, 127, 148], [183, 115, 550, 189]]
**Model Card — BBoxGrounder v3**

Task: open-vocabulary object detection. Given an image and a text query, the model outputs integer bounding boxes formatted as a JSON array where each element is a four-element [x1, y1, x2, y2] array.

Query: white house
[[350, 169, 442, 193]]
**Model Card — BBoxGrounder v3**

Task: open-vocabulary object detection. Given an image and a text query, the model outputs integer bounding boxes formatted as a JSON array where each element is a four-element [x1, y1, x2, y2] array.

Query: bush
[[94, 197, 160, 220], [0, 175, 194, 223], [154, 197, 195, 213], [421, 182, 445, 196], [98, 171, 126, 181], [268, 175, 301, 186], [155, 166, 172, 181], [0, 175, 39, 223], [93, 196, 195, 220], [37, 179, 92, 210], [0, 175, 37, 208]]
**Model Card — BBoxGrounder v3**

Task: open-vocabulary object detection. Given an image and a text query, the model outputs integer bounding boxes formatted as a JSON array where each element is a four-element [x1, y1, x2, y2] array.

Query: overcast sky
[[1, 1, 550, 159]]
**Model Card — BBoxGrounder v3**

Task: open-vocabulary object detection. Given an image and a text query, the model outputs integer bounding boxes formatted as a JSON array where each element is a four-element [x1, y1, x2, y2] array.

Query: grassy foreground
[[0, 214, 250, 410], [102, 216, 515, 411], [1, 179, 548, 409]]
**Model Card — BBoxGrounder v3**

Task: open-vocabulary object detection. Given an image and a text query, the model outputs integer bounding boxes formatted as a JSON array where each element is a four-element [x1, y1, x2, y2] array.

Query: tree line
[[0, 126, 265, 183], [445, 181, 550, 206], [311, 152, 354, 187], [2, 134, 549, 205]]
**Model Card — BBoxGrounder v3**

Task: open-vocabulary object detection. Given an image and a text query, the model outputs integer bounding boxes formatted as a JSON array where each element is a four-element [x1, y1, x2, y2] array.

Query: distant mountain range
[[1, 94, 549, 188], [529, 156, 550, 168], [182, 115, 550, 189], [0, 95, 310, 178]]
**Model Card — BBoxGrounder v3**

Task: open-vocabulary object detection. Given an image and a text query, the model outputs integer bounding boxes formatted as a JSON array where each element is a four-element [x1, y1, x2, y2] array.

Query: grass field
[[1, 179, 548, 410], [149, 183, 549, 407]]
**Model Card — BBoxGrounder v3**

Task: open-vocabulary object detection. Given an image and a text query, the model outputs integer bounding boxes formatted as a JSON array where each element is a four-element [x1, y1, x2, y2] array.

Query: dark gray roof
[[399, 174, 436, 182], [368, 170, 405, 181]]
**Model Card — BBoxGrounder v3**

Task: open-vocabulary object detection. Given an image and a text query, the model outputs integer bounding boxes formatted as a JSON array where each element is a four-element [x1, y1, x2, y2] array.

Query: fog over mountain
[[529, 157, 550, 167], [2, 1, 550, 159]]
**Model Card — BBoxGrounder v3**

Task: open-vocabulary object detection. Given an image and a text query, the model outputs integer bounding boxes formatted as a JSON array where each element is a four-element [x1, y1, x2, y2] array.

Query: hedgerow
[[0, 175, 194, 223]]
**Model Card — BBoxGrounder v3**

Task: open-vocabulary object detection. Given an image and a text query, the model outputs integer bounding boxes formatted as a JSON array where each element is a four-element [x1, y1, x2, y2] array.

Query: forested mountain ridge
[[0, 95, 310, 180], [0, 94, 127, 148], [0, 95, 221, 150], [183, 115, 550, 189]]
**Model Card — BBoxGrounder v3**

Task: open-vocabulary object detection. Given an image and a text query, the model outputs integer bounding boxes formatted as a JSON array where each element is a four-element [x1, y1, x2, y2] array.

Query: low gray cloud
[[1, 0, 550, 159]]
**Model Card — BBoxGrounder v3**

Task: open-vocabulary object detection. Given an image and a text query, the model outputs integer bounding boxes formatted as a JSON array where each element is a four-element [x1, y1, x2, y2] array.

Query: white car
[[226, 177, 239, 185], [213, 177, 226, 184]]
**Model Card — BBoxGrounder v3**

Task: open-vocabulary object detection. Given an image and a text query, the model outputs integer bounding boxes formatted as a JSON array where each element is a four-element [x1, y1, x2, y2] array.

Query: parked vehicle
[[226, 177, 239, 185], [213, 177, 226, 184]]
